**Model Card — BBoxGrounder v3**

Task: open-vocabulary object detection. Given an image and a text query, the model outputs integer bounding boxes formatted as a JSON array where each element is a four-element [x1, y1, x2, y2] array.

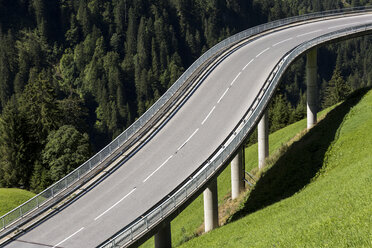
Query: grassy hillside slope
[[141, 104, 334, 247], [0, 188, 35, 216], [180, 88, 372, 247]]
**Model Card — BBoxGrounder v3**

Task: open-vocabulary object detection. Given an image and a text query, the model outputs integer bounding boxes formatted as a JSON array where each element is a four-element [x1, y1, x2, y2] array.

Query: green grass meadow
[[179, 88, 372, 247], [0, 188, 35, 216]]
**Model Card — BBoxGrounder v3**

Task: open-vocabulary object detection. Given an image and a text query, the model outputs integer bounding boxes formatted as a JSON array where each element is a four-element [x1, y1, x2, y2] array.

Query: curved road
[[6, 13, 372, 248]]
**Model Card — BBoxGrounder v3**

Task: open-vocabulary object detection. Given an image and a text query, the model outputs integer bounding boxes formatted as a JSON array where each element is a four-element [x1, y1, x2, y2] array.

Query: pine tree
[[32, 0, 47, 38], [30, 160, 50, 192], [136, 17, 150, 68], [65, 14, 81, 46], [0, 31, 17, 109], [19, 71, 61, 145], [269, 94, 293, 132], [77, 0, 91, 37], [125, 7, 137, 56], [322, 68, 351, 108], [0, 98, 33, 189], [60, 48, 77, 89]]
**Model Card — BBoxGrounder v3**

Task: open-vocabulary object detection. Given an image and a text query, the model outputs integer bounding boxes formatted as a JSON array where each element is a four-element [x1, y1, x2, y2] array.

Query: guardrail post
[[231, 147, 245, 199], [258, 111, 269, 170], [154, 222, 172, 248], [203, 179, 218, 232], [306, 48, 318, 129]]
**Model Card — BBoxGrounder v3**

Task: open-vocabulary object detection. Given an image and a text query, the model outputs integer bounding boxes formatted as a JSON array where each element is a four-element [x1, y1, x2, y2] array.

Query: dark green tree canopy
[[42, 125, 90, 182]]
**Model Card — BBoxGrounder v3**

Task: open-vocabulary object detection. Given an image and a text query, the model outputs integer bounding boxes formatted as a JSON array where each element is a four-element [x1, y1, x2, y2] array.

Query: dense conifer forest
[[0, 0, 371, 192]]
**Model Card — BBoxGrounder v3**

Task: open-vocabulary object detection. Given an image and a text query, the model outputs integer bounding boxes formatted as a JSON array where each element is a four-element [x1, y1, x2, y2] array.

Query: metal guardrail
[[98, 20, 372, 248], [1, 4, 371, 241]]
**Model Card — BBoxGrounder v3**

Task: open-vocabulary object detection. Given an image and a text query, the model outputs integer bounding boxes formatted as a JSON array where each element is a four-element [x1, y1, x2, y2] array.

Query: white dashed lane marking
[[218, 88, 230, 103], [256, 48, 270, 58], [230, 72, 242, 86], [297, 29, 322, 37], [177, 129, 199, 151], [143, 155, 173, 183], [328, 22, 360, 29], [243, 59, 254, 71], [273, 37, 293, 47], [94, 188, 137, 219], [53, 227, 85, 248], [202, 106, 216, 125]]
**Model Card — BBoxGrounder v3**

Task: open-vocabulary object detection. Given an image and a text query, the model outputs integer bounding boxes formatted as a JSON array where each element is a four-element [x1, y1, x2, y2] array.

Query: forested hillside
[[0, 0, 371, 192]]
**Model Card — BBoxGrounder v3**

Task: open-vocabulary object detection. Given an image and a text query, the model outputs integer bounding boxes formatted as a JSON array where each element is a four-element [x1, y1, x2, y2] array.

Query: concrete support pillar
[[154, 222, 172, 248], [203, 179, 218, 232], [231, 147, 245, 200], [306, 48, 318, 129], [258, 111, 269, 170]]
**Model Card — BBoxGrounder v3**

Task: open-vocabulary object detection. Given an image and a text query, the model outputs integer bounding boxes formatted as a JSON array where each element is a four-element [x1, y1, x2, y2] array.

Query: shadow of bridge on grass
[[228, 87, 371, 223]]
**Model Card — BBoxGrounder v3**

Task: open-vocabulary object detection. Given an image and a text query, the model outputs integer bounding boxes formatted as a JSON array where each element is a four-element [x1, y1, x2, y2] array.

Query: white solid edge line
[[273, 37, 293, 47], [143, 155, 173, 183], [53, 227, 85, 248], [218, 88, 229, 103], [243, 59, 254, 71], [94, 188, 137, 220], [297, 29, 322, 37], [202, 106, 216, 125], [230, 72, 242, 86], [328, 22, 361, 29]]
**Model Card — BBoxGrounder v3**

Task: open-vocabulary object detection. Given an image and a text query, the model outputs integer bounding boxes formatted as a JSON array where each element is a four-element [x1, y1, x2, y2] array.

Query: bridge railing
[[1, 5, 371, 237], [99, 21, 372, 248]]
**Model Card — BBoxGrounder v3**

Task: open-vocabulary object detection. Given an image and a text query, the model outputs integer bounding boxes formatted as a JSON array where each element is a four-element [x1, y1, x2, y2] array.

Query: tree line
[[0, 0, 371, 192]]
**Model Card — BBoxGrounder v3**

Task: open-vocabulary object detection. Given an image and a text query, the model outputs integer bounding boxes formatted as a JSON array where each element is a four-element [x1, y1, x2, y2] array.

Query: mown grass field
[[179, 88, 372, 247], [141, 102, 335, 247], [0, 188, 35, 216]]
